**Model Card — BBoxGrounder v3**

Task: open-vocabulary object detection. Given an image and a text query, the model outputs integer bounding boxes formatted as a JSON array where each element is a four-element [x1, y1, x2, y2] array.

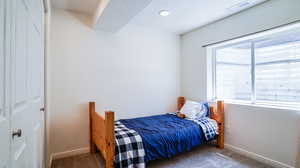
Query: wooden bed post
[[89, 102, 97, 153], [177, 97, 186, 111], [209, 106, 215, 118], [105, 111, 115, 168], [217, 100, 224, 149]]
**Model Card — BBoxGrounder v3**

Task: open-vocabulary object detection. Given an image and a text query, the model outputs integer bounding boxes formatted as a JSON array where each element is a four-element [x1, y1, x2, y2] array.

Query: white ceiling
[[51, 0, 268, 34], [130, 0, 268, 34], [51, 0, 100, 15]]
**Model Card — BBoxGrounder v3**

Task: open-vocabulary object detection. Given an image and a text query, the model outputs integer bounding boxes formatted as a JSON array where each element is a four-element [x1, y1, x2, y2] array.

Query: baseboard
[[50, 147, 90, 162], [225, 144, 294, 168]]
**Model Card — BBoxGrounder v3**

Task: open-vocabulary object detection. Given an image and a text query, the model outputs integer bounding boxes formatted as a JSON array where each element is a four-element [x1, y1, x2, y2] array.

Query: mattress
[[119, 114, 207, 162]]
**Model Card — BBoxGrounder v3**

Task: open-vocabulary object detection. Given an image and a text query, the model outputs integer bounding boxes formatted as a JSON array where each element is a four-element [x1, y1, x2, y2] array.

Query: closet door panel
[[11, 1, 31, 168], [0, 0, 11, 168]]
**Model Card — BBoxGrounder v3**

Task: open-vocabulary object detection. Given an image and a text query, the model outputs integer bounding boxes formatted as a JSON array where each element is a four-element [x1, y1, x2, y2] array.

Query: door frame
[[42, 0, 51, 167]]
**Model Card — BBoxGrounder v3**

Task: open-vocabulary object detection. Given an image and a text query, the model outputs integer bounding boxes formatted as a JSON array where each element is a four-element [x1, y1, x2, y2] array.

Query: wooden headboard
[[177, 96, 224, 148]]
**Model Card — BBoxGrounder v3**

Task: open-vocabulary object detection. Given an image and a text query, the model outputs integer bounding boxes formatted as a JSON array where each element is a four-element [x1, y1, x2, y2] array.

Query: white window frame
[[210, 23, 300, 109]]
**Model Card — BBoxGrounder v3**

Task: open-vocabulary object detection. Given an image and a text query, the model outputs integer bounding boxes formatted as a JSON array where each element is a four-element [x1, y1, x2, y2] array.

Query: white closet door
[[10, 0, 31, 167], [0, 0, 10, 167], [10, 0, 45, 168], [0, 0, 44, 167]]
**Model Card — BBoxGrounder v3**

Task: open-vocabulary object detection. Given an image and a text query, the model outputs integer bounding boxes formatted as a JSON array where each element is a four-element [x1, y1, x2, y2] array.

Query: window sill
[[221, 100, 300, 111]]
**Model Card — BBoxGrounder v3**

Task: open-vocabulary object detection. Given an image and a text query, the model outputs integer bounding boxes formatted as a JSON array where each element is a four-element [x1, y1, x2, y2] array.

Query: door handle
[[12, 129, 22, 138], [40, 107, 45, 112]]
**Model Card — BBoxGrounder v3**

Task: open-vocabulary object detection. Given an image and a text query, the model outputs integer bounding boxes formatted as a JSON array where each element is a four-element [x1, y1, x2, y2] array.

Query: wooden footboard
[[177, 97, 225, 149], [89, 102, 115, 168]]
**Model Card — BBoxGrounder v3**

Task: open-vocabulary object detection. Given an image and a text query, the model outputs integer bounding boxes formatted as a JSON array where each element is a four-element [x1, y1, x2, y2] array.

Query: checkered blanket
[[189, 117, 219, 141], [169, 112, 218, 141], [115, 121, 145, 168]]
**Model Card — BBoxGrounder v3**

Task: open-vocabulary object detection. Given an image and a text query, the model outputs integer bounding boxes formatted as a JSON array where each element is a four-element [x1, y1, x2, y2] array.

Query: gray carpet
[[52, 145, 274, 168], [97, 145, 274, 168]]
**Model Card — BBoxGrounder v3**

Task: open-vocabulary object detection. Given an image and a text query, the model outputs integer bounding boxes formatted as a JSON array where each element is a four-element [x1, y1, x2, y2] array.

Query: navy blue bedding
[[119, 114, 207, 162]]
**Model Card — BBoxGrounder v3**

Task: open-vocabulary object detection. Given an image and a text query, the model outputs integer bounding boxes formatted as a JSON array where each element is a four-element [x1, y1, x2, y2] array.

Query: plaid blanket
[[115, 121, 145, 168], [169, 112, 218, 141], [189, 117, 219, 141]]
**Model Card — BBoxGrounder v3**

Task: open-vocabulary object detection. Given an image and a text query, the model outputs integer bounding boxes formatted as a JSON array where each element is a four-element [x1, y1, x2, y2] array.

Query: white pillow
[[179, 100, 201, 119], [195, 103, 208, 119]]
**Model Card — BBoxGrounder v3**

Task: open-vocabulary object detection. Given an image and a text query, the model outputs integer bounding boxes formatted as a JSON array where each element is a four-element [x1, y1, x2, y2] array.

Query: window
[[212, 24, 300, 106], [215, 42, 252, 101]]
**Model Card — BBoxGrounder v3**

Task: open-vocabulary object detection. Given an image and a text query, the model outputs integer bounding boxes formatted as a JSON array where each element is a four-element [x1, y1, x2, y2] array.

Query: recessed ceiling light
[[159, 10, 170, 16]]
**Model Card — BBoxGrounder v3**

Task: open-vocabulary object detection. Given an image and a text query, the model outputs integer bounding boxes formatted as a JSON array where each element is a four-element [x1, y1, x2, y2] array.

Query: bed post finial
[[177, 97, 186, 111]]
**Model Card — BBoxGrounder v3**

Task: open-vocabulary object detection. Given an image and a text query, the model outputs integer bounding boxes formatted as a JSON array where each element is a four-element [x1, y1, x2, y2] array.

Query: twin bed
[[89, 97, 224, 168]]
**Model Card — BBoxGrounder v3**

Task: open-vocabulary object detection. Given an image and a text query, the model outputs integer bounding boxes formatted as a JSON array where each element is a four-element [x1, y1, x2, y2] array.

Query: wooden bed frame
[[89, 97, 224, 168]]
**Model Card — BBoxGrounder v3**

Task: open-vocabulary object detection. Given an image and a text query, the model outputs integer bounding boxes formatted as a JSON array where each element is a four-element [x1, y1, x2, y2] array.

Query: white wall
[[181, 0, 300, 167], [49, 9, 180, 156]]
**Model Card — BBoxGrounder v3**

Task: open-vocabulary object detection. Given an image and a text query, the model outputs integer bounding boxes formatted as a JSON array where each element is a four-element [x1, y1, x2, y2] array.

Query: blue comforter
[[119, 114, 207, 162]]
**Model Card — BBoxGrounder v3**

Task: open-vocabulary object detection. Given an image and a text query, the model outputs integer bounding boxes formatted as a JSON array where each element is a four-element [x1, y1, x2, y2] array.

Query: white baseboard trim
[[49, 147, 90, 167], [225, 144, 294, 168]]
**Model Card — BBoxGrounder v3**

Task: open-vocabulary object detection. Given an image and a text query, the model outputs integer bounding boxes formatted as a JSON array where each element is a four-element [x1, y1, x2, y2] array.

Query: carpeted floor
[[146, 145, 273, 168], [52, 145, 274, 168]]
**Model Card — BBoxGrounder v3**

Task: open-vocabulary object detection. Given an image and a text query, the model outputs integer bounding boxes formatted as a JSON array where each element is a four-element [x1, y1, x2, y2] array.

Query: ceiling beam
[[92, 0, 152, 33], [92, 0, 111, 27]]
